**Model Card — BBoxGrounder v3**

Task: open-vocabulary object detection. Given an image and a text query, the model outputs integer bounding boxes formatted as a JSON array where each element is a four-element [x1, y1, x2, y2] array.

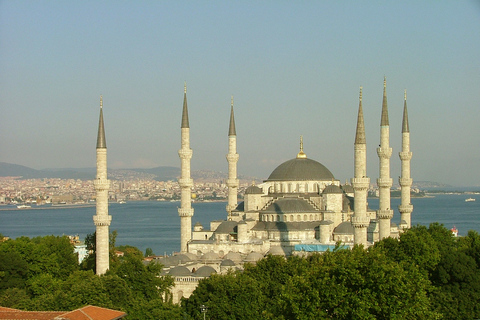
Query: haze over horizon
[[1, 2, 479, 187]]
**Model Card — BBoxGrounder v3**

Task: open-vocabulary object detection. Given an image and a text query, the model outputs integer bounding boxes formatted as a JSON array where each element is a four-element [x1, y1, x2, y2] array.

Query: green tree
[[183, 271, 267, 319], [145, 247, 154, 257], [109, 255, 173, 301], [0, 251, 29, 290]]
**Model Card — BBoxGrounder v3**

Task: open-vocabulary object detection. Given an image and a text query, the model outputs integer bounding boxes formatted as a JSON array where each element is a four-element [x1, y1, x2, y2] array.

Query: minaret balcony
[[398, 204, 413, 214], [377, 178, 393, 188], [351, 216, 370, 228], [377, 147, 392, 158], [226, 178, 239, 187], [351, 177, 370, 190], [178, 178, 193, 188], [377, 209, 393, 219], [399, 177, 412, 187], [226, 153, 239, 162], [94, 179, 110, 191], [399, 151, 412, 161], [178, 149, 193, 158], [178, 208, 194, 217], [93, 215, 112, 226]]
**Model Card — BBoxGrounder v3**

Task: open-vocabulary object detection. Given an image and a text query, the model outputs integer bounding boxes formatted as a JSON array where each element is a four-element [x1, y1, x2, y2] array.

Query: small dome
[[224, 251, 243, 263], [168, 266, 192, 276], [182, 252, 198, 260], [245, 252, 264, 262], [220, 259, 236, 267], [169, 254, 191, 265], [268, 246, 287, 256], [267, 158, 334, 182], [334, 221, 354, 235], [194, 265, 217, 277], [245, 185, 263, 194], [323, 185, 343, 194], [200, 251, 220, 262]]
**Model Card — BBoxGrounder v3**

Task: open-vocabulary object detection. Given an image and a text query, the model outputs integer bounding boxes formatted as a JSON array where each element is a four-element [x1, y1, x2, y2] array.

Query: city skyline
[[1, 2, 479, 187]]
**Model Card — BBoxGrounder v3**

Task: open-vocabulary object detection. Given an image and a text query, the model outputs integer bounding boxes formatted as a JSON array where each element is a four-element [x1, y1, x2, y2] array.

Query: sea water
[[0, 194, 479, 255]]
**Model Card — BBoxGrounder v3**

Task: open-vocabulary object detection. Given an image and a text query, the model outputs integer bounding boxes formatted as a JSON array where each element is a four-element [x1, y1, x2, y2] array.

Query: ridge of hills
[[0, 162, 245, 182]]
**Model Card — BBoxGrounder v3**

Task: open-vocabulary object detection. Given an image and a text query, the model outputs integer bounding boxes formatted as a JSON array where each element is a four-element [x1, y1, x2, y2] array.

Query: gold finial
[[297, 135, 307, 158], [404, 89, 407, 101], [384, 76, 386, 89], [359, 86, 363, 101], [231, 95, 234, 107], [100, 95, 103, 109], [184, 82, 187, 93]]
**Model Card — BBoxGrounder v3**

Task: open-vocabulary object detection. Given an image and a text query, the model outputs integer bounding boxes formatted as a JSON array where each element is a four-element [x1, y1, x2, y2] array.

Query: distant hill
[[0, 162, 180, 181]]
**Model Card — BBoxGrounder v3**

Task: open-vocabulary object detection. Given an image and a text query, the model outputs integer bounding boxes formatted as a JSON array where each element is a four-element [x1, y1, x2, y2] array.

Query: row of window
[[261, 213, 321, 222]]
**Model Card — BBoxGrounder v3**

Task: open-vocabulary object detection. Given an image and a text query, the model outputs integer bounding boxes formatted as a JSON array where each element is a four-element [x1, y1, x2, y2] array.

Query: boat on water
[[17, 205, 32, 209], [465, 198, 476, 202]]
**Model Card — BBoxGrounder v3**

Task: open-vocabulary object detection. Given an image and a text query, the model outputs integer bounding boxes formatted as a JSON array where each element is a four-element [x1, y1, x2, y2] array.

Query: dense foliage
[[183, 224, 480, 319], [0, 233, 181, 319], [2, 224, 480, 319]]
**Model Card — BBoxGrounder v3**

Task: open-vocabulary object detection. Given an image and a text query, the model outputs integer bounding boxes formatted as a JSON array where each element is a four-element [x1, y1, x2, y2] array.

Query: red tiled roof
[[57, 306, 126, 320], [0, 306, 126, 320], [0, 310, 64, 319]]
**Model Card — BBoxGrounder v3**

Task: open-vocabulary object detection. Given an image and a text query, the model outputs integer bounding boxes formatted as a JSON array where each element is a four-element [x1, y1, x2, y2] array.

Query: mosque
[[93, 78, 413, 302], [178, 78, 413, 257]]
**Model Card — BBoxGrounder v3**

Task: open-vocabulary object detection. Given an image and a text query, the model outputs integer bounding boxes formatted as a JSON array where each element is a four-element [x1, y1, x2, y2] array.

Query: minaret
[[178, 83, 194, 253], [398, 90, 413, 228], [351, 87, 370, 246], [226, 96, 239, 219], [376, 78, 393, 239], [93, 96, 111, 275]]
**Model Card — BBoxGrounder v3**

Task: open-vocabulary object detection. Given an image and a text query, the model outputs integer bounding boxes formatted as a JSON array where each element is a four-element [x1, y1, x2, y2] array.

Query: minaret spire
[[228, 95, 236, 136], [377, 78, 393, 239], [399, 89, 413, 229], [181, 82, 189, 129], [93, 95, 111, 275], [178, 85, 194, 253], [402, 90, 409, 133], [355, 87, 366, 145], [96, 95, 107, 149], [226, 96, 239, 217], [351, 86, 370, 246]]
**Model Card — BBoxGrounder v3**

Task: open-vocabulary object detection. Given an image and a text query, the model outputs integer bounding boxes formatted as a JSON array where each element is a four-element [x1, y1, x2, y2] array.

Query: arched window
[[297, 215, 300, 221]]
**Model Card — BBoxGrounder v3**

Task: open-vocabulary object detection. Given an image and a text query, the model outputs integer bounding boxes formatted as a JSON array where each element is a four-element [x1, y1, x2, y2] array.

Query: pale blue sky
[[1, 1, 479, 186]]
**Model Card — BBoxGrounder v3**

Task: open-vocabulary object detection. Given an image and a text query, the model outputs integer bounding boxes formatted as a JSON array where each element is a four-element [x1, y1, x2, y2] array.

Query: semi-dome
[[333, 221, 354, 235], [267, 158, 334, 182]]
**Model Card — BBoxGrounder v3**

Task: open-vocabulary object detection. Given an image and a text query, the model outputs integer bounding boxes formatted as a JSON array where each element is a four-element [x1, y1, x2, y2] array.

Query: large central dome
[[266, 157, 335, 181]]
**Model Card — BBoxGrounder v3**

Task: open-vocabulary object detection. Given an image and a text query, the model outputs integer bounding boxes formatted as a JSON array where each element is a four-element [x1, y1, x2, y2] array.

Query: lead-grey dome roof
[[323, 185, 343, 194], [267, 158, 334, 181], [245, 185, 263, 194]]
